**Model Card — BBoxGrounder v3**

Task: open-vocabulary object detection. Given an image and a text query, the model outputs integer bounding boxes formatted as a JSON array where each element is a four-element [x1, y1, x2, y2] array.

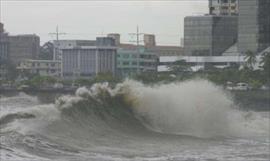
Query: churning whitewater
[[0, 80, 269, 161]]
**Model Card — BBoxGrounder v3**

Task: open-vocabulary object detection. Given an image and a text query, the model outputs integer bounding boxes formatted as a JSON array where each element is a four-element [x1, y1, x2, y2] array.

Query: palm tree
[[260, 51, 270, 79], [244, 50, 257, 70]]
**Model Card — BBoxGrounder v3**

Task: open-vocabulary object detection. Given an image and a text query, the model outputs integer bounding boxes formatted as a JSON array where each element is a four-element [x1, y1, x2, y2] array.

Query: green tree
[[169, 60, 192, 74], [93, 72, 121, 84], [39, 41, 54, 60], [28, 76, 57, 88]]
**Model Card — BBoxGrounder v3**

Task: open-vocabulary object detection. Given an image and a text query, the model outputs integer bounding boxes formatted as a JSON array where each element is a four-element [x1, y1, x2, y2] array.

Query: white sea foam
[[121, 79, 269, 138]]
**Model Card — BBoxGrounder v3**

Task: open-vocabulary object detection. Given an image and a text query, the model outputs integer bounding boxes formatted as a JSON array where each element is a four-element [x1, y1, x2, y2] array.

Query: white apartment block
[[17, 59, 61, 77]]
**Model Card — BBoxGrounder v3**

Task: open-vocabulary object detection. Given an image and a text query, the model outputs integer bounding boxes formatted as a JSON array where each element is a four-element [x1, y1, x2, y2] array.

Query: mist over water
[[0, 79, 269, 161]]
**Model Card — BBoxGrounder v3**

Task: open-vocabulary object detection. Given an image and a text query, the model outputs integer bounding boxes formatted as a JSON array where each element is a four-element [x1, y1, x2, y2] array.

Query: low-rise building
[[158, 55, 260, 72], [145, 45, 184, 56], [117, 44, 157, 77], [17, 59, 61, 77]]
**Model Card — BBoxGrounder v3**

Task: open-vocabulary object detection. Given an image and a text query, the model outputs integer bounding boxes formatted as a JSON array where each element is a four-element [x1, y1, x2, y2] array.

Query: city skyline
[[1, 0, 208, 45]]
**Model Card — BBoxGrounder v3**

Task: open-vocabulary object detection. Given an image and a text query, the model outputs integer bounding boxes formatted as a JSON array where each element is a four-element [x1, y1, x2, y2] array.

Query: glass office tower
[[238, 0, 270, 54]]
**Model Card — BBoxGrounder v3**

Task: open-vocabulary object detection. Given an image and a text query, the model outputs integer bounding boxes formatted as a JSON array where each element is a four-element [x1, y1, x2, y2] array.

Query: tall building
[[8, 34, 40, 65], [209, 0, 239, 15], [238, 0, 270, 54], [0, 22, 9, 80], [0, 23, 9, 61], [55, 37, 117, 77], [184, 15, 238, 56], [144, 34, 156, 47]]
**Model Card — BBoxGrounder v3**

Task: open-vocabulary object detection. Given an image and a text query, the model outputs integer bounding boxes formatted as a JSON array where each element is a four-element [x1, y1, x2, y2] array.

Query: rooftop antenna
[[49, 26, 66, 77], [49, 25, 66, 42]]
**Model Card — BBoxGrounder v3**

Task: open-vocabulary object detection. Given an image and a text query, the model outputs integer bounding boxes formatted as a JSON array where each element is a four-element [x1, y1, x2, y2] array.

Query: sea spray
[[1, 79, 268, 139], [121, 79, 233, 137], [54, 79, 269, 138]]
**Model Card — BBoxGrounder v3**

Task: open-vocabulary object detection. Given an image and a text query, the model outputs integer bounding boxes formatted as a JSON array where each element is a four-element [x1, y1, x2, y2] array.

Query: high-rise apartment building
[[238, 0, 270, 54], [209, 0, 238, 15]]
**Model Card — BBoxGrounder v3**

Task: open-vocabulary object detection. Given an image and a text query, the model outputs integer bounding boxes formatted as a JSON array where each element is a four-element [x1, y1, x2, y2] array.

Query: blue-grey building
[[238, 0, 270, 54], [55, 37, 117, 78], [184, 15, 238, 56]]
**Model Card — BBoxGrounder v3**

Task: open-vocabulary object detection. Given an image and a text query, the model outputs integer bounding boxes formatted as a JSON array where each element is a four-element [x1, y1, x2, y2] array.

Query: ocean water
[[0, 80, 269, 161]]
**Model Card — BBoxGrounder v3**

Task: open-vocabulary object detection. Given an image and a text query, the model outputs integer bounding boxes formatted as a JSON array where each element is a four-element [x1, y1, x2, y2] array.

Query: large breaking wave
[[0, 79, 269, 160], [1, 79, 268, 138]]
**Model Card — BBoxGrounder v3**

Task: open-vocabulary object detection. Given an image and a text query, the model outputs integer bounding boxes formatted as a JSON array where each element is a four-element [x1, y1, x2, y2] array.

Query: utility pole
[[49, 26, 66, 77], [129, 26, 144, 73], [49, 26, 66, 48]]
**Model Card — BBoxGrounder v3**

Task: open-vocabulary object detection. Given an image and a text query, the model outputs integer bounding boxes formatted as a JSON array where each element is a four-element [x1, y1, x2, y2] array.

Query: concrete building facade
[[8, 34, 40, 65], [209, 0, 239, 15], [184, 15, 238, 56], [55, 37, 117, 78], [238, 0, 270, 54], [0, 23, 9, 80], [0, 24, 9, 61], [107, 33, 120, 46], [17, 59, 61, 77]]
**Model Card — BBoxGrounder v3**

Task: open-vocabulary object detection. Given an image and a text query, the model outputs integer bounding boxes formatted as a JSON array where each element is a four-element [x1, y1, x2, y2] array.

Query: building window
[[123, 61, 129, 65], [132, 62, 137, 65], [123, 54, 129, 58]]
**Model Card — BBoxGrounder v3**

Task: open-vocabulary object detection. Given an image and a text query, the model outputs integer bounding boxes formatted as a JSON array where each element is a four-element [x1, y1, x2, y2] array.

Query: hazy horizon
[[1, 0, 208, 45]]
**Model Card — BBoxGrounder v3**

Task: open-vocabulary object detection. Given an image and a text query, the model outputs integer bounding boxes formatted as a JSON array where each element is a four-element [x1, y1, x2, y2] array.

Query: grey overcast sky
[[1, 0, 208, 45]]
